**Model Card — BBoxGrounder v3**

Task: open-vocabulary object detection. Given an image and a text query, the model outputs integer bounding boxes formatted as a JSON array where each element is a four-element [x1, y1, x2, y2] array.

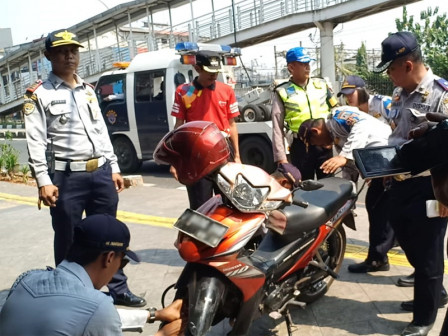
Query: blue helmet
[[286, 47, 314, 64]]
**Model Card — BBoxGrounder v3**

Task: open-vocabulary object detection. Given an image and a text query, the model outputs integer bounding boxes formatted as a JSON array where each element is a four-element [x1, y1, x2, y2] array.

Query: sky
[[1, 0, 448, 68]]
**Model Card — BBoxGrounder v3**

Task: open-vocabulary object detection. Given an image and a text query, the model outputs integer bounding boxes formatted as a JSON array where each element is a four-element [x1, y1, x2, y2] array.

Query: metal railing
[[0, 0, 351, 113], [171, 0, 349, 42]]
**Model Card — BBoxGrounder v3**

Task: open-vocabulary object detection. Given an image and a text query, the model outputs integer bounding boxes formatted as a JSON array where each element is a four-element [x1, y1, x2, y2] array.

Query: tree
[[396, 6, 448, 79], [355, 42, 368, 75]]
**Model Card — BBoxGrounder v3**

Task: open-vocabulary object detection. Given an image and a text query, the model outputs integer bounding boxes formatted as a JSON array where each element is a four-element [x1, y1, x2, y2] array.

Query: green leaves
[[396, 6, 448, 79], [0, 132, 19, 178]]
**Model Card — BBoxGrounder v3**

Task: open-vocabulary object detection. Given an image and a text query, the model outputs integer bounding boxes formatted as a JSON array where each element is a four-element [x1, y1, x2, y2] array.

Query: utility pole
[[274, 46, 278, 78]]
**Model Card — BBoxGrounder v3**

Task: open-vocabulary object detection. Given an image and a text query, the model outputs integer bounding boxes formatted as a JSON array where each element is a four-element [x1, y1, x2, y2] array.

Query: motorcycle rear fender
[[342, 211, 356, 231]]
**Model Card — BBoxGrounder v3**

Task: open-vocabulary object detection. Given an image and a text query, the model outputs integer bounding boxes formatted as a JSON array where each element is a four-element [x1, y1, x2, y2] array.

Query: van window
[[96, 75, 125, 104], [135, 70, 165, 102], [174, 72, 186, 87]]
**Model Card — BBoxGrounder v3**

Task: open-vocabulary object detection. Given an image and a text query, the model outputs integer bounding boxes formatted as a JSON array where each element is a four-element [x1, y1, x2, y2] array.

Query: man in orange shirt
[[170, 50, 240, 209]]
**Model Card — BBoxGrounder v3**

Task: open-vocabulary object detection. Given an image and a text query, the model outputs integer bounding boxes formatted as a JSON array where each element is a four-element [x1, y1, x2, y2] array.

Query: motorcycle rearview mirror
[[299, 179, 324, 191]]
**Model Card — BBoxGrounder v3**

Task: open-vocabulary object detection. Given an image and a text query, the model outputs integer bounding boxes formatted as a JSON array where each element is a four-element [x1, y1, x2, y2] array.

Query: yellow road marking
[[346, 243, 448, 273], [1, 192, 447, 271], [0, 192, 176, 228]]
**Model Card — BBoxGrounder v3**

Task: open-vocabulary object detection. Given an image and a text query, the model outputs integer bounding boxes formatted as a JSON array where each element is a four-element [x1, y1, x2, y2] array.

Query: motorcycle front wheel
[[296, 224, 346, 303]]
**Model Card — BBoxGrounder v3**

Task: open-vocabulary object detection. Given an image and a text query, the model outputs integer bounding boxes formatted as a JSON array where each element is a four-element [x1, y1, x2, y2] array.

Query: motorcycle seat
[[250, 230, 309, 275], [276, 177, 353, 239]]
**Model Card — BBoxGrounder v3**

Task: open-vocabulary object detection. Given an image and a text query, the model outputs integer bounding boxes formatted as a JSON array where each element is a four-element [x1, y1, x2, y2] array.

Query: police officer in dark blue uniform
[[374, 31, 448, 336], [23, 29, 146, 307]]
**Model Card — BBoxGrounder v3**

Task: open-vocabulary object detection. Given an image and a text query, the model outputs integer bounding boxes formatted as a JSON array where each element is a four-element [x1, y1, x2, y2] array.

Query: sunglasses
[[120, 254, 130, 269]]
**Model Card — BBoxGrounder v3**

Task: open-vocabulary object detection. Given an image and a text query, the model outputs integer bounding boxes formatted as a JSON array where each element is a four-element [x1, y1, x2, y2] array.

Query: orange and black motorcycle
[[154, 121, 357, 336]]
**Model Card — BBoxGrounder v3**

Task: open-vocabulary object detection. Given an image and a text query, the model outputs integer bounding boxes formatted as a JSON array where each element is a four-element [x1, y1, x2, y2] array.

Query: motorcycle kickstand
[[284, 309, 294, 336]]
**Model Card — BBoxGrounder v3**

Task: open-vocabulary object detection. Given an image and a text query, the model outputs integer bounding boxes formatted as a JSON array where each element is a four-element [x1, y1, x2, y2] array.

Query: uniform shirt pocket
[[47, 104, 71, 131], [87, 102, 102, 121]]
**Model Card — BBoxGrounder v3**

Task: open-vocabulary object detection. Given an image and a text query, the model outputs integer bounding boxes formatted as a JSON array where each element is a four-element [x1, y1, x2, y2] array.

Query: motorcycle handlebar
[[292, 199, 309, 208]]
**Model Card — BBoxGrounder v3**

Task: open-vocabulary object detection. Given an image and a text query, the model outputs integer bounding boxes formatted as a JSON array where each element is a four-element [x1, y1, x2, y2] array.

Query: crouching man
[[0, 214, 183, 336]]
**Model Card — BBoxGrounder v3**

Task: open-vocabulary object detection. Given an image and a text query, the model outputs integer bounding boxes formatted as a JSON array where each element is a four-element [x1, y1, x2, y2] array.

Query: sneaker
[[348, 259, 390, 273]]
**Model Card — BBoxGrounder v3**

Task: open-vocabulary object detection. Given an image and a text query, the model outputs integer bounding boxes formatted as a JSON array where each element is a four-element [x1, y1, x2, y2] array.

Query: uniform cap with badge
[[286, 47, 315, 64], [72, 214, 140, 262], [374, 31, 418, 73], [45, 29, 84, 51], [337, 75, 366, 97], [195, 50, 222, 73]]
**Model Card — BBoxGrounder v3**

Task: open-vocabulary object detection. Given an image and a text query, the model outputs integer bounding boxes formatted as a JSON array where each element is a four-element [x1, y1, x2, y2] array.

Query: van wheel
[[240, 136, 275, 173], [242, 104, 264, 122], [113, 136, 141, 173], [257, 104, 271, 121]]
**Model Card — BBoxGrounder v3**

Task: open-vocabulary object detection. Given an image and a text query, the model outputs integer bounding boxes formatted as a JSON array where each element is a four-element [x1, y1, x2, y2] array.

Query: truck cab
[[95, 43, 275, 173]]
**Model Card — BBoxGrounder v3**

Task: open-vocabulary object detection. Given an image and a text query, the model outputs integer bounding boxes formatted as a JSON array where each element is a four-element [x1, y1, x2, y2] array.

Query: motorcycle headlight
[[217, 173, 281, 212]]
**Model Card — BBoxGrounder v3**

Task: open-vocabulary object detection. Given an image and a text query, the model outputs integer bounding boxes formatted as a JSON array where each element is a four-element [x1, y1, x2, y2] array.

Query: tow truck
[[94, 42, 275, 173]]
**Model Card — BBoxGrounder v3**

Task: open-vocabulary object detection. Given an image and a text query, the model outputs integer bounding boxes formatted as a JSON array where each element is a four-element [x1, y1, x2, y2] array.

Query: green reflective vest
[[276, 78, 337, 133]]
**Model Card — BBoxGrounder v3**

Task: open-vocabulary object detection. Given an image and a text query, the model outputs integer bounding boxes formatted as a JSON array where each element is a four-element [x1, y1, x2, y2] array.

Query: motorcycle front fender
[[175, 263, 227, 336], [187, 273, 226, 336]]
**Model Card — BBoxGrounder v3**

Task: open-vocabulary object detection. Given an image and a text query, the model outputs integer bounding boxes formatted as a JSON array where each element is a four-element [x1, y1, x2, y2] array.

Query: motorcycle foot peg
[[269, 311, 283, 320], [327, 268, 339, 279]]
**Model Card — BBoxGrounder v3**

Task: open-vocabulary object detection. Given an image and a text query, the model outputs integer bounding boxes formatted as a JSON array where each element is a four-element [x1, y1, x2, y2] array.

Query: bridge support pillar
[[315, 21, 336, 92]]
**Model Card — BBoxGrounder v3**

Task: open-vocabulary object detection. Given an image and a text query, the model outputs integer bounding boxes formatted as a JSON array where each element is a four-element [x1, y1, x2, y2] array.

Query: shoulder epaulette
[[25, 80, 42, 94], [274, 80, 290, 90], [436, 78, 448, 91], [85, 82, 95, 89]]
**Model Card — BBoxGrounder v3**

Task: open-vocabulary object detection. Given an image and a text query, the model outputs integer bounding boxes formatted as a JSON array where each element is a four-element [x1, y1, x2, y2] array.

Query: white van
[[95, 43, 274, 173]]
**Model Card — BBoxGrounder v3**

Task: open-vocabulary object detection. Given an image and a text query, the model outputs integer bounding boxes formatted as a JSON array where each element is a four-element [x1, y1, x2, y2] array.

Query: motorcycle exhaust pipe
[[187, 275, 226, 336]]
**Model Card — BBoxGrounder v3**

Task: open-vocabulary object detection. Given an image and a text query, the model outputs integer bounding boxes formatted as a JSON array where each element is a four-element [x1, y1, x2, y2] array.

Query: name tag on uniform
[[51, 100, 66, 105], [412, 102, 431, 112]]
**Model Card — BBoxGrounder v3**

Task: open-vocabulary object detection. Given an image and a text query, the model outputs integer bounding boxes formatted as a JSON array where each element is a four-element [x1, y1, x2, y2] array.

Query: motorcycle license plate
[[174, 209, 229, 247]]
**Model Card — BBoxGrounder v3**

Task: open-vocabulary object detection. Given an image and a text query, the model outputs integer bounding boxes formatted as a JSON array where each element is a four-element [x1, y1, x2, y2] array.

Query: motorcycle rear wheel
[[296, 224, 346, 303]]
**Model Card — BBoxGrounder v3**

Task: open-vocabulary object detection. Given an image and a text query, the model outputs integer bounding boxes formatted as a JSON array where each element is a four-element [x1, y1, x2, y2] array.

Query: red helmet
[[154, 121, 230, 185]]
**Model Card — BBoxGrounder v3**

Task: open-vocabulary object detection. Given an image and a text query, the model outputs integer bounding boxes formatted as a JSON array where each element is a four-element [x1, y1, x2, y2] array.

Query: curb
[[0, 129, 26, 138]]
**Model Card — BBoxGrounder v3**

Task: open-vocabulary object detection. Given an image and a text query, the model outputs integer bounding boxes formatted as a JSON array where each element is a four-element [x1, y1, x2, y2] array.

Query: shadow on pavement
[[134, 248, 186, 267]]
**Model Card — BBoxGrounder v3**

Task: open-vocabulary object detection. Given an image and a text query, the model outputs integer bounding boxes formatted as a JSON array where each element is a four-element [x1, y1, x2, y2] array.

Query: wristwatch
[[147, 307, 157, 323]]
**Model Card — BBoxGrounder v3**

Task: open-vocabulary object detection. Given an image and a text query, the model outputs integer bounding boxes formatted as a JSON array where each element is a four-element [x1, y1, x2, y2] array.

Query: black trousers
[[389, 176, 447, 325], [50, 162, 129, 296], [365, 178, 395, 262], [187, 138, 234, 210], [289, 137, 333, 180], [187, 176, 221, 210]]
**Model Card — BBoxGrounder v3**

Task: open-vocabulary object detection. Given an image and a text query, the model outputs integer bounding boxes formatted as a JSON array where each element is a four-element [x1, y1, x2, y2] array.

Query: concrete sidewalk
[[0, 180, 447, 336]]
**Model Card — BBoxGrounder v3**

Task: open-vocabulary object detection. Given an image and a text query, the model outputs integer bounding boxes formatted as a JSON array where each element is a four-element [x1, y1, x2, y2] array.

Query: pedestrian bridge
[[0, 0, 420, 118]]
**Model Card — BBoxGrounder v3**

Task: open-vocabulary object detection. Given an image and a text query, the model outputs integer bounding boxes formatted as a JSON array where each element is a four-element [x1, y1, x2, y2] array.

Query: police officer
[[374, 31, 448, 336], [272, 47, 338, 180], [336, 76, 396, 274], [23, 29, 146, 307]]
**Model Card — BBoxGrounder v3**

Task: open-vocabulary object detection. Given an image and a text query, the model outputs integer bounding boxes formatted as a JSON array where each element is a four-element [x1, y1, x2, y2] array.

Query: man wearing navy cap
[[0, 214, 183, 336], [170, 50, 240, 209], [374, 31, 448, 336], [23, 29, 146, 307], [272, 46, 338, 180]]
